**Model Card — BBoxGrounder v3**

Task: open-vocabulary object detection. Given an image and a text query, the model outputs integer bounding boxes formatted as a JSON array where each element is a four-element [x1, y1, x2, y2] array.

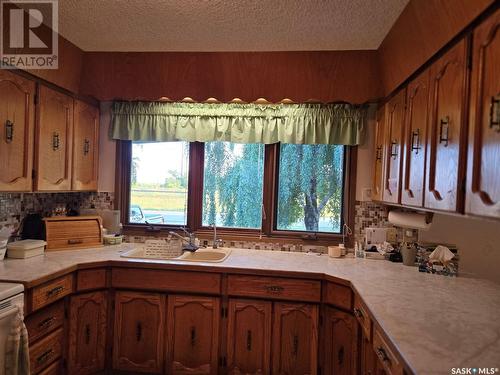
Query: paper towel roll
[[388, 211, 432, 230]]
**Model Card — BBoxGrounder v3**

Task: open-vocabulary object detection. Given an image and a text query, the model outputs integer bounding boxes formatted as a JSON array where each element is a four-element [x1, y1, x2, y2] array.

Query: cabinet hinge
[[319, 315, 323, 326], [64, 306, 68, 319], [31, 169, 36, 180], [34, 93, 39, 105], [221, 307, 227, 318]]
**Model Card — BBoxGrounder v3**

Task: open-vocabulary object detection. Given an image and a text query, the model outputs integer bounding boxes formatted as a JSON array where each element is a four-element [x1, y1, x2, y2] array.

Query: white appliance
[[364, 227, 389, 249], [0, 283, 24, 375]]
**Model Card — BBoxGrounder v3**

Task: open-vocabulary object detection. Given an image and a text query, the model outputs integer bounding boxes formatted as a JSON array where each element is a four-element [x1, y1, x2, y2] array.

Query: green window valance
[[111, 101, 366, 145]]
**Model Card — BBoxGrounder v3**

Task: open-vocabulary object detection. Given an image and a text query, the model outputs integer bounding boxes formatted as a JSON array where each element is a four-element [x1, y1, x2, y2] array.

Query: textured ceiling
[[57, 0, 409, 52]]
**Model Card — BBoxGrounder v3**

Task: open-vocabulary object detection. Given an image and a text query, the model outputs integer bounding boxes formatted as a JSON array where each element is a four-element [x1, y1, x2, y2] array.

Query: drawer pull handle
[[36, 348, 54, 364], [5, 120, 14, 143], [411, 129, 421, 154], [390, 140, 398, 159], [85, 324, 91, 345], [375, 145, 382, 161], [376, 346, 391, 365], [46, 286, 64, 297], [52, 132, 60, 151], [439, 117, 450, 147], [353, 308, 364, 320], [83, 138, 91, 155], [190, 326, 196, 347], [490, 95, 500, 132], [38, 316, 56, 329], [246, 330, 252, 351], [265, 285, 284, 293], [292, 335, 299, 356], [136, 322, 142, 342], [68, 239, 83, 245]]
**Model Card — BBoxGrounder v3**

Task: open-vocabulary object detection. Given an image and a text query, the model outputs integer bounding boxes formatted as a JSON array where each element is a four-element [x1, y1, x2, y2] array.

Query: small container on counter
[[6, 239, 47, 259], [103, 234, 124, 245]]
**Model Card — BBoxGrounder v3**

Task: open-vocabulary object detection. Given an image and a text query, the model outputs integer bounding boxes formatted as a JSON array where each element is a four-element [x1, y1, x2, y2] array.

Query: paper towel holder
[[387, 209, 434, 229]]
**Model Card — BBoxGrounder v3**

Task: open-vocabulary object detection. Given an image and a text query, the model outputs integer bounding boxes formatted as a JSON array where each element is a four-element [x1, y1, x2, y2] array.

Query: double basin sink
[[120, 246, 231, 263]]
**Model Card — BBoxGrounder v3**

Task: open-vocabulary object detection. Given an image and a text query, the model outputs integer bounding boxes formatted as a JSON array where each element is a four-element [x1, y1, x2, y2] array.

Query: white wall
[[98, 101, 116, 192], [355, 104, 376, 201]]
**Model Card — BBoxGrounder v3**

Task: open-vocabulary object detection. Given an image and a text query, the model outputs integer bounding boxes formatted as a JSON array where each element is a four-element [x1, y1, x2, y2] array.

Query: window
[[129, 142, 189, 225], [202, 142, 264, 229], [276, 144, 345, 233], [120, 141, 352, 241]]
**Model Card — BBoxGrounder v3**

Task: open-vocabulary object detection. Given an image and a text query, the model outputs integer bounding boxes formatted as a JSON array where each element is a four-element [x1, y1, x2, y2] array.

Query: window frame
[[116, 140, 357, 246]]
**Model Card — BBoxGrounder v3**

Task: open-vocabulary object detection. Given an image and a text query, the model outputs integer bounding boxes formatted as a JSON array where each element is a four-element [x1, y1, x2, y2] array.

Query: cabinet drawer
[[26, 300, 65, 344], [354, 295, 372, 339], [112, 268, 221, 294], [30, 328, 64, 374], [77, 268, 106, 291], [38, 360, 62, 375], [323, 282, 352, 310], [31, 274, 73, 311], [227, 275, 321, 302], [373, 327, 403, 375]]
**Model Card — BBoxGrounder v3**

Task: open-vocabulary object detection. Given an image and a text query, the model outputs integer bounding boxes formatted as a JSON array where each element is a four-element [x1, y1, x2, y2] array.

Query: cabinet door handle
[[5, 120, 14, 143], [337, 345, 345, 366], [83, 138, 90, 155], [190, 326, 196, 347], [375, 146, 382, 161], [46, 286, 64, 297], [265, 285, 284, 294], [136, 322, 142, 342], [246, 330, 252, 351], [490, 95, 500, 132], [38, 316, 56, 329], [292, 335, 299, 357], [353, 308, 364, 320], [84, 324, 91, 344], [36, 349, 54, 365], [390, 141, 398, 159], [68, 239, 83, 245], [439, 117, 449, 147], [411, 129, 421, 154], [52, 132, 60, 151], [376, 346, 391, 366]]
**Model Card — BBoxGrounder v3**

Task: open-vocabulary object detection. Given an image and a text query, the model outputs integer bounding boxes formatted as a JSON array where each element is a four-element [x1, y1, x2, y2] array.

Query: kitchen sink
[[120, 246, 231, 263]]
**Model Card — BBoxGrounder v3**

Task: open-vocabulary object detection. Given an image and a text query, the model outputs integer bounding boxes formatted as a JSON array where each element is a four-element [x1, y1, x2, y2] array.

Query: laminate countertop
[[1, 244, 499, 375]]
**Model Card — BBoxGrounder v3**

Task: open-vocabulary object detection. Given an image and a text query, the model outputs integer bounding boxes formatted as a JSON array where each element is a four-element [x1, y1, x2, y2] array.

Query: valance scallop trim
[[111, 101, 366, 145]]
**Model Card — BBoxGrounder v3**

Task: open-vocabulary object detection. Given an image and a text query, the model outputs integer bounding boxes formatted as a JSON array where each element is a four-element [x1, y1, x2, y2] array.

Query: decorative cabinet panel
[[360, 335, 378, 375], [272, 302, 319, 375], [0, 70, 35, 191], [466, 8, 500, 219], [113, 291, 166, 374], [372, 106, 386, 202], [322, 307, 358, 375], [425, 38, 469, 212], [402, 69, 430, 207], [68, 291, 107, 375], [35, 85, 74, 191], [72, 100, 99, 191], [382, 89, 406, 204], [227, 299, 272, 375], [166, 295, 220, 375]]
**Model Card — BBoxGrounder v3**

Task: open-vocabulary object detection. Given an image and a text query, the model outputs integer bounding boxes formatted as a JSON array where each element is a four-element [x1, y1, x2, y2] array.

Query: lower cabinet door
[[68, 291, 107, 375], [166, 295, 220, 374], [272, 302, 319, 375], [227, 299, 272, 375], [113, 291, 166, 374], [322, 307, 358, 375], [360, 333, 377, 375]]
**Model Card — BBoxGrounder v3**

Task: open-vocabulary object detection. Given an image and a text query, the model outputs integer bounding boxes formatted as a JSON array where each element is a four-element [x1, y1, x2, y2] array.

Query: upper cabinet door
[[401, 69, 430, 207], [372, 106, 386, 202], [425, 39, 468, 212], [166, 295, 220, 375], [466, 9, 500, 219], [0, 71, 35, 192], [35, 85, 74, 191], [272, 302, 318, 375], [382, 89, 406, 204], [72, 100, 99, 191]]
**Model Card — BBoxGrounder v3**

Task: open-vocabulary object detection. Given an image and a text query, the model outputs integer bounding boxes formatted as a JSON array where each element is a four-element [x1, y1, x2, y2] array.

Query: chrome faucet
[[209, 222, 223, 249], [169, 227, 199, 252]]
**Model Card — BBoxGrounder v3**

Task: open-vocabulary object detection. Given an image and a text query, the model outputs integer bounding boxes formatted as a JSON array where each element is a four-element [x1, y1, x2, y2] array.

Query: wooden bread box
[[44, 215, 103, 250]]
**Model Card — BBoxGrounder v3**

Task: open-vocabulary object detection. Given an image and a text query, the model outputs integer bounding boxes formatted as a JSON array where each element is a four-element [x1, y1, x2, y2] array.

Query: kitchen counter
[[1, 243, 499, 374]]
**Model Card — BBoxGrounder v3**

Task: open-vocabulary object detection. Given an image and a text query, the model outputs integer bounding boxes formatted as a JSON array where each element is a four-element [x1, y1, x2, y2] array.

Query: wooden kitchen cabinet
[[166, 295, 220, 375], [360, 335, 378, 375], [466, 8, 500, 219], [402, 69, 430, 207], [372, 106, 386, 202], [68, 291, 107, 375], [113, 291, 166, 374], [425, 38, 469, 212], [382, 89, 406, 204], [0, 70, 35, 192], [272, 302, 319, 375], [72, 100, 99, 191], [227, 299, 272, 375], [322, 307, 358, 375], [35, 85, 74, 191]]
